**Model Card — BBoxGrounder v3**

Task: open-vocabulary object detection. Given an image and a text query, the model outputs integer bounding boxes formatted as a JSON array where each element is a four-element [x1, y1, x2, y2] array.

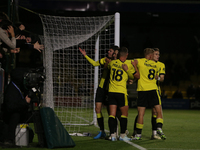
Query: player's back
[[108, 59, 135, 95], [136, 58, 158, 91]]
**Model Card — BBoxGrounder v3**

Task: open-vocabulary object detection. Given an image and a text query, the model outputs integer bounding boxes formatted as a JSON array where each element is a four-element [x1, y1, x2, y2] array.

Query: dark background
[[1, 0, 200, 98], [1, 0, 200, 54]]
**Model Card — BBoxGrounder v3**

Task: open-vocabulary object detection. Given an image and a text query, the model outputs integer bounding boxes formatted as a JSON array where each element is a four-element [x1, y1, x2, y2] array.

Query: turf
[[1, 109, 200, 150]]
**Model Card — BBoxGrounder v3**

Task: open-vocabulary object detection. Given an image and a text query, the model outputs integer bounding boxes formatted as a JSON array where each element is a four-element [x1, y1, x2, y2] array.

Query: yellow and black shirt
[[135, 58, 159, 91], [107, 59, 136, 95]]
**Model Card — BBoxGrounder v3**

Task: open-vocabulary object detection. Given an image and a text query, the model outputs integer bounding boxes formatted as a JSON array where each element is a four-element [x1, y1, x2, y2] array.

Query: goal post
[[39, 12, 120, 133], [115, 12, 120, 46], [93, 35, 99, 126], [93, 13, 120, 126]]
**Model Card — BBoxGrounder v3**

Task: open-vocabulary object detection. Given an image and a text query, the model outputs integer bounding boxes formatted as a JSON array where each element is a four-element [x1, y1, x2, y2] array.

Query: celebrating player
[[107, 47, 139, 141], [131, 48, 166, 140], [79, 45, 118, 139], [132, 48, 166, 140], [151, 48, 165, 139]]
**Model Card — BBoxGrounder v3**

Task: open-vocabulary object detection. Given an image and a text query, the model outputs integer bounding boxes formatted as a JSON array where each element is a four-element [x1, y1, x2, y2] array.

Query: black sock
[[114, 117, 118, 133], [157, 123, 163, 129], [151, 116, 157, 131], [108, 116, 116, 134], [97, 117, 104, 131], [120, 117, 127, 134]]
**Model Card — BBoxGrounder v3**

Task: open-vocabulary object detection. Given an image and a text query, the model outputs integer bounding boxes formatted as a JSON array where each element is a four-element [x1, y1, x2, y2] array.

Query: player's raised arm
[[79, 47, 86, 56], [79, 47, 100, 66]]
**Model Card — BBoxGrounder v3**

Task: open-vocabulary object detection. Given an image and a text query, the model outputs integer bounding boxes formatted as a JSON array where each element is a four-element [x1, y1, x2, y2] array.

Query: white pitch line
[[124, 140, 147, 150], [148, 148, 200, 150], [94, 125, 146, 150]]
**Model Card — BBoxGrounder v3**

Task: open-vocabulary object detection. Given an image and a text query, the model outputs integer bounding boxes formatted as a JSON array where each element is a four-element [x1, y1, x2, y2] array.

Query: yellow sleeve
[[136, 58, 140, 67], [159, 62, 165, 75], [85, 55, 100, 66], [99, 57, 106, 65], [126, 64, 136, 80]]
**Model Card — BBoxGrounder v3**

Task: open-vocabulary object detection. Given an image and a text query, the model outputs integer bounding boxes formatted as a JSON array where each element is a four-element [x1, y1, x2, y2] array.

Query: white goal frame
[[39, 12, 120, 133]]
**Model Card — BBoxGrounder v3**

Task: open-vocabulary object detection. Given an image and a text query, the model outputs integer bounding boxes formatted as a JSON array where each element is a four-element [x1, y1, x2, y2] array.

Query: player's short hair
[[153, 48, 160, 52], [144, 48, 154, 56], [119, 47, 128, 57], [109, 45, 119, 51]]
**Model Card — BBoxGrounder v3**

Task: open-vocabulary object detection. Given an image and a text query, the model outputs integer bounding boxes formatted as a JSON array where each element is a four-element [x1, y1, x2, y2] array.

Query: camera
[[23, 68, 45, 104], [24, 68, 45, 89]]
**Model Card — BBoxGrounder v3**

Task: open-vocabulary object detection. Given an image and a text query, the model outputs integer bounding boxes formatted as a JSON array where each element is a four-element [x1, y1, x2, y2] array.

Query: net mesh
[[39, 13, 116, 133]]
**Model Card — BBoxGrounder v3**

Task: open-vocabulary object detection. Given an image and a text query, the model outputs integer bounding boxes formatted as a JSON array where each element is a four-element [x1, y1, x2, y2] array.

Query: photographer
[[1, 68, 31, 147]]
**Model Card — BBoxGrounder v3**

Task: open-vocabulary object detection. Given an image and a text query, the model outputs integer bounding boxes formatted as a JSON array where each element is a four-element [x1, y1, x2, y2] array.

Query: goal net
[[39, 13, 120, 134]]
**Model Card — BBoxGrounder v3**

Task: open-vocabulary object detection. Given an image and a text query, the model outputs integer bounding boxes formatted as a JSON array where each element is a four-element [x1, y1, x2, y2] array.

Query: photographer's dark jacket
[[2, 67, 30, 113], [3, 81, 29, 113]]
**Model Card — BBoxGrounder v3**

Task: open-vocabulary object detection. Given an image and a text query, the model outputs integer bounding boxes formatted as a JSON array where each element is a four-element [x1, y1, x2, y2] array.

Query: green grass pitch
[[2, 108, 200, 150]]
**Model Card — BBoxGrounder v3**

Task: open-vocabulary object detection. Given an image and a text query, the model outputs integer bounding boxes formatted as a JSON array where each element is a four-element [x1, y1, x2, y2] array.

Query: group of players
[[79, 45, 166, 141]]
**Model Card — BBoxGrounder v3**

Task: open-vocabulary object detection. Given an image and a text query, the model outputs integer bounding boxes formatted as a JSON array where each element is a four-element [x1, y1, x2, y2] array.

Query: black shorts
[[137, 90, 161, 108], [108, 92, 128, 107], [95, 87, 108, 105]]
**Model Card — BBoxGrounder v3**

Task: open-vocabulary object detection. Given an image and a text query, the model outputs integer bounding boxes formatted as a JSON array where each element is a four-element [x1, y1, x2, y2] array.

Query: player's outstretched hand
[[79, 47, 86, 56], [122, 64, 128, 71]]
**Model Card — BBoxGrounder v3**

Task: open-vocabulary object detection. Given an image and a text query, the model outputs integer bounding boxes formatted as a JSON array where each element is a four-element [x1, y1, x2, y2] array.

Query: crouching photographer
[[1, 68, 32, 147]]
